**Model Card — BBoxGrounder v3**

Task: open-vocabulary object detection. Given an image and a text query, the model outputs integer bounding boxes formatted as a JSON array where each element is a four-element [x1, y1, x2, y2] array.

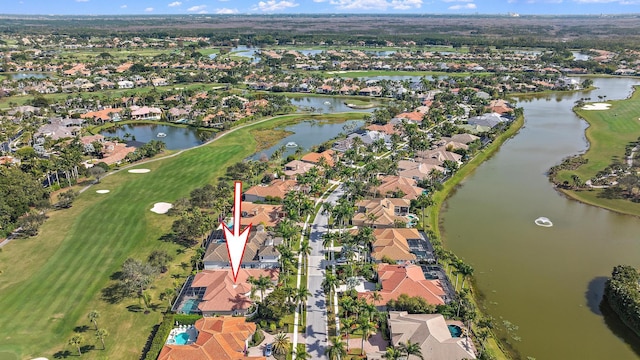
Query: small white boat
[[324, 101, 331, 105], [157, 132, 167, 137], [286, 142, 298, 147]]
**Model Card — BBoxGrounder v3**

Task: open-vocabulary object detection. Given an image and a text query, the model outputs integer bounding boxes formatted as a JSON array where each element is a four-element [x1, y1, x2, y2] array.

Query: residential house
[[283, 160, 316, 179], [466, 113, 508, 128], [151, 77, 168, 87], [371, 228, 425, 263], [359, 264, 447, 306], [117, 80, 134, 89], [158, 317, 266, 360], [203, 226, 281, 270], [130, 106, 162, 120], [366, 123, 404, 136], [372, 175, 424, 200], [300, 149, 336, 167], [358, 86, 382, 97], [240, 202, 286, 228], [387, 311, 476, 360], [394, 111, 424, 124], [244, 179, 298, 202], [415, 147, 463, 166], [80, 108, 123, 123], [397, 160, 445, 183], [34, 118, 84, 141], [487, 99, 513, 115], [352, 198, 411, 228], [79, 134, 105, 153]]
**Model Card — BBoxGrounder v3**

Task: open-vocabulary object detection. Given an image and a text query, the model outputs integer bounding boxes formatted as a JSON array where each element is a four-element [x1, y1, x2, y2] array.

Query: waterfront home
[[359, 264, 447, 306], [352, 198, 411, 228], [80, 108, 123, 123], [366, 123, 404, 136], [394, 111, 424, 124], [466, 113, 508, 128], [397, 160, 445, 183], [387, 311, 476, 360], [244, 179, 298, 202], [415, 147, 463, 166], [34, 118, 84, 141], [372, 175, 424, 200], [300, 149, 336, 167], [203, 226, 281, 270], [158, 317, 266, 360], [130, 105, 162, 120], [370, 228, 424, 263]]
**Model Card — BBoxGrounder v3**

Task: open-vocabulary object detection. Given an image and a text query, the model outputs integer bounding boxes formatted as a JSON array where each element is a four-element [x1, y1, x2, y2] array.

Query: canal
[[441, 77, 640, 359]]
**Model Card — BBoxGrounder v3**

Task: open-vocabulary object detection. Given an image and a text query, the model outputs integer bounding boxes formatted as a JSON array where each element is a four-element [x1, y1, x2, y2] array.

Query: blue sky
[[3, 0, 640, 15]]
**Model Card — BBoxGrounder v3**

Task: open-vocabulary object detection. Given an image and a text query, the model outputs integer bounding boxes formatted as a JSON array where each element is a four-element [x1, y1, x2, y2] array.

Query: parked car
[[264, 343, 273, 357]]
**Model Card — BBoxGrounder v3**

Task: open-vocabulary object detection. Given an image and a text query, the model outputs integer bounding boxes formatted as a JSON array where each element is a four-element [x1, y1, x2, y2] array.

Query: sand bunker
[[96, 190, 110, 194], [150, 202, 173, 214], [128, 169, 151, 173], [581, 103, 611, 110], [535, 217, 553, 227]]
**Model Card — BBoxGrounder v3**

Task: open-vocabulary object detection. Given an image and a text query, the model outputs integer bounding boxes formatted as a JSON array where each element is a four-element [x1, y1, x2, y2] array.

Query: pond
[[572, 51, 591, 61], [250, 118, 365, 160], [442, 77, 640, 360], [290, 96, 377, 113], [5, 72, 54, 80], [100, 123, 212, 150]]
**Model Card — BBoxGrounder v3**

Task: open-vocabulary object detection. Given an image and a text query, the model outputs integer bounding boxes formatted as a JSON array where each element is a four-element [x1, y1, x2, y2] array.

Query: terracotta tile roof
[[397, 161, 445, 183], [371, 228, 420, 262], [396, 111, 424, 122], [240, 202, 284, 228], [373, 175, 423, 200], [158, 316, 266, 360], [359, 264, 446, 306], [300, 149, 335, 167], [283, 160, 316, 178], [244, 179, 298, 200], [366, 123, 403, 136], [191, 269, 278, 313], [352, 198, 411, 228], [80, 108, 122, 121]]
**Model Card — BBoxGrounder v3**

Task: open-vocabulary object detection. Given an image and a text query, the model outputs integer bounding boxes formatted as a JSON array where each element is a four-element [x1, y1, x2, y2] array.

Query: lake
[[441, 77, 640, 359], [5, 72, 54, 80], [100, 123, 212, 150], [250, 119, 364, 160], [290, 96, 377, 113]]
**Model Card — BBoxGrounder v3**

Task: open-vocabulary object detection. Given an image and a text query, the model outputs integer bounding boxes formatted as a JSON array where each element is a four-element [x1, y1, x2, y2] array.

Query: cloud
[[144, 7, 154, 11], [442, 0, 473, 2], [329, 0, 422, 10], [216, 7, 239, 13], [313, 0, 328, 2], [187, 5, 207, 11], [573, 0, 639, 2], [253, 0, 300, 11], [76, 0, 89, 2], [120, 4, 128, 8], [168, 1, 182, 7], [448, 2, 476, 8]]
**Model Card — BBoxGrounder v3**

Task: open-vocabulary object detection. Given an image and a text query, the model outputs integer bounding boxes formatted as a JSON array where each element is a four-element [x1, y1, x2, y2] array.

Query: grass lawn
[[327, 70, 487, 78], [0, 113, 355, 360]]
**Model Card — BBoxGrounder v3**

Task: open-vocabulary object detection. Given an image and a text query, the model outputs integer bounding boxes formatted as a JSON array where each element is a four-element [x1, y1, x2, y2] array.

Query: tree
[[399, 340, 424, 360], [56, 189, 78, 209], [414, 194, 433, 230], [326, 336, 347, 360], [357, 319, 377, 355], [160, 288, 176, 309], [250, 274, 273, 302], [272, 332, 290, 355], [294, 286, 311, 312], [69, 335, 84, 356], [341, 317, 356, 351], [119, 258, 158, 297], [89, 166, 106, 183], [148, 250, 173, 273], [95, 328, 109, 350], [88, 310, 100, 330], [383, 346, 403, 360]]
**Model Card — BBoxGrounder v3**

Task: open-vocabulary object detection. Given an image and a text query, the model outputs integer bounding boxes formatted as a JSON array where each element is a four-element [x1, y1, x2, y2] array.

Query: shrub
[[174, 314, 202, 325], [142, 313, 175, 360], [604, 265, 640, 337]]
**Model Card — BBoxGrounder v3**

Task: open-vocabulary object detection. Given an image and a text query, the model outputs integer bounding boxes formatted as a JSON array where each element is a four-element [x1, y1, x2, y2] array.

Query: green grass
[[0, 113, 355, 360], [327, 70, 487, 78]]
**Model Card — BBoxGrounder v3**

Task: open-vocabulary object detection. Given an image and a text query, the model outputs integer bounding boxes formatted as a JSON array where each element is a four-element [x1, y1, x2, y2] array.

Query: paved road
[[306, 185, 345, 359]]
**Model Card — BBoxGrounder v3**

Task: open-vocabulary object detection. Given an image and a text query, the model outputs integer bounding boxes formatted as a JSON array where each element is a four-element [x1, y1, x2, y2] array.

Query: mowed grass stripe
[[0, 114, 286, 358]]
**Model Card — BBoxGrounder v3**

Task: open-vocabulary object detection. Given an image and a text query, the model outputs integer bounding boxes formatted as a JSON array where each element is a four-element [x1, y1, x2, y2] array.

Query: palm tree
[[250, 274, 273, 302], [322, 273, 339, 297], [160, 288, 176, 309], [272, 332, 291, 355], [382, 346, 403, 360], [326, 336, 347, 360], [458, 262, 475, 289], [294, 286, 311, 312], [370, 291, 383, 307], [294, 345, 312, 360], [414, 193, 433, 230], [88, 310, 100, 330], [69, 335, 84, 356], [299, 239, 312, 268], [357, 319, 377, 355], [341, 317, 356, 351], [398, 340, 424, 360], [95, 328, 109, 350]]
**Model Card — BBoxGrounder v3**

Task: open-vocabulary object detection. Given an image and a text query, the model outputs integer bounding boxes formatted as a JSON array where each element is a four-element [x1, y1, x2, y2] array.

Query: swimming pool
[[181, 298, 200, 314], [448, 324, 462, 338], [174, 332, 190, 345]]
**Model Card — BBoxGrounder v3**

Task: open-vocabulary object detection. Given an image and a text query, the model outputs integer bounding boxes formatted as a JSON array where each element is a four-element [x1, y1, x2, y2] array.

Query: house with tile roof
[[158, 316, 266, 360], [415, 147, 463, 166], [182, 268, 279, 316], [394, 111, 424, 124], [300, 149, 336, 167], [352, 198, 411, 228], [387, 311, 476, 360], [372, 175, 424, 200], [240, 202, 285, 228], [371, 228, 424, 263], [397, 160, 446, 183], [366, 123, 404, 136], [203, 226, 281, 270], [283, 160, 316, 179], [130, 106, 162, 120], [80, 108, 122, 123], [244, 179, 298, 202], [359, 264, 447, 306]]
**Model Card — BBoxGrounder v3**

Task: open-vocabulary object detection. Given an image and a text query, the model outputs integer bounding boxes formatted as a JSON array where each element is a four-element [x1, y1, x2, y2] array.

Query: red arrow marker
[[223, 181, 252, 283]]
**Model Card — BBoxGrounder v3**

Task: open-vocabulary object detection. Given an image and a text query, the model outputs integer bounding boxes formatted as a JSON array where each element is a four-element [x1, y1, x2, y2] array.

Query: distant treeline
[[2, 15, 640, 51], [603, 265, 640, 338]]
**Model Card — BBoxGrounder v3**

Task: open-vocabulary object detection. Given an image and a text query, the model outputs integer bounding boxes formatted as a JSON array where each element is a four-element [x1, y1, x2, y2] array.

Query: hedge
[[174, 313, 203, 325], [142, 313, 175, 360]]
